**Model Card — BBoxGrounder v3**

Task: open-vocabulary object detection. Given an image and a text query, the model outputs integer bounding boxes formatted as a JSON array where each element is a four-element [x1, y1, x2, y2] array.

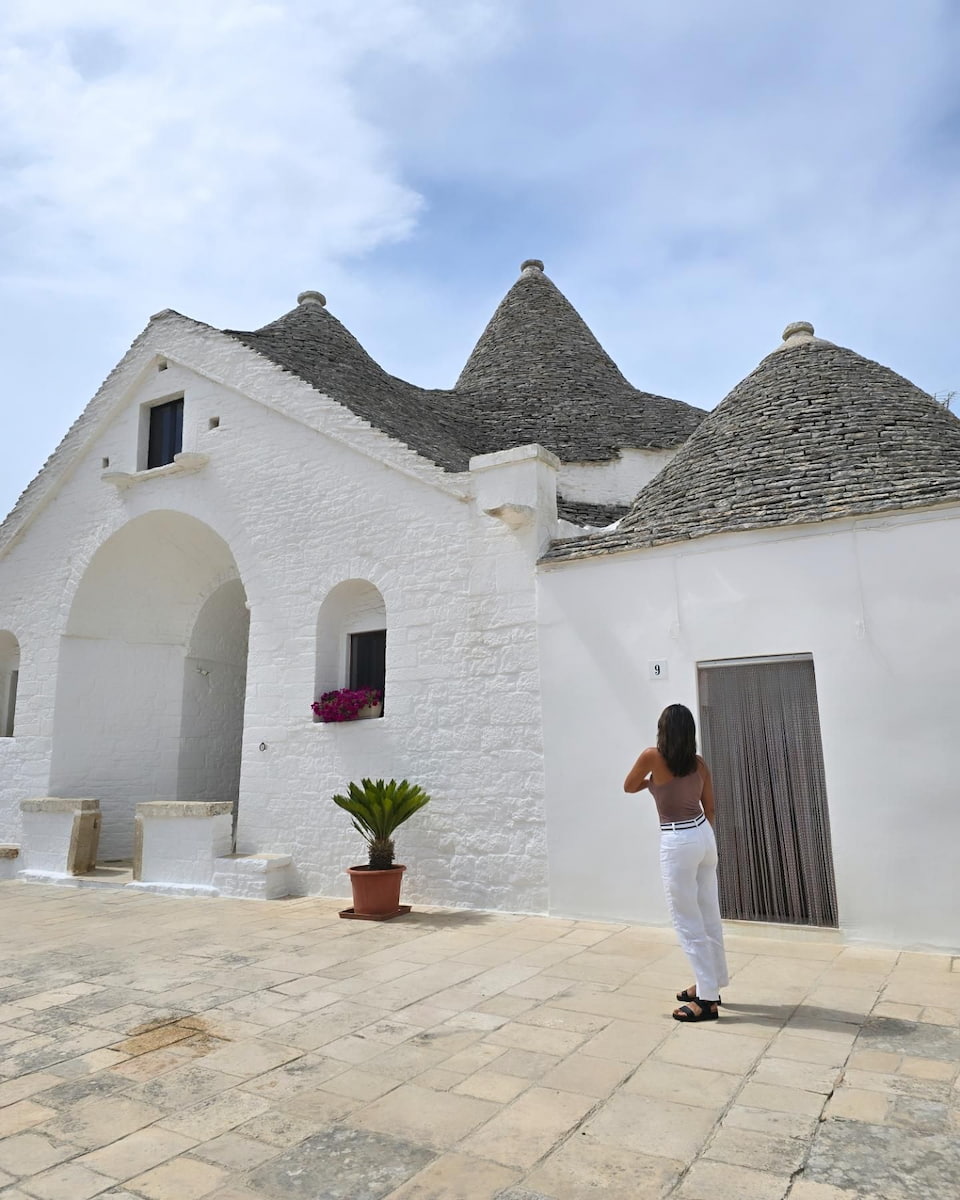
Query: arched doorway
[[50, 511, 249, 861]]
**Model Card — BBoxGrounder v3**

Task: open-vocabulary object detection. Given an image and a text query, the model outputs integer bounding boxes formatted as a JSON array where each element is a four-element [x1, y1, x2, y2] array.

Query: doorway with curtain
[[697, 655, 838, 927]]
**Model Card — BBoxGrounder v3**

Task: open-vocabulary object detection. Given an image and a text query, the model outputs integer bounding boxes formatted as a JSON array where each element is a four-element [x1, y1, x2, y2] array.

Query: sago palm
[[332, 778, 431, 870]]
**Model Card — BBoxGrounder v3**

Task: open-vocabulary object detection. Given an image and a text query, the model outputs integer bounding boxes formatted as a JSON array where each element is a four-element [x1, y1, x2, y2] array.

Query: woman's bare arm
[[624, 747, 656, 793], [698, 756, 716, 825]]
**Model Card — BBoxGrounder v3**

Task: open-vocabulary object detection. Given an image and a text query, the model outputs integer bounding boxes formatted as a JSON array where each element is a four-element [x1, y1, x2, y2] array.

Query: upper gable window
[[147, 398, 184, 469]]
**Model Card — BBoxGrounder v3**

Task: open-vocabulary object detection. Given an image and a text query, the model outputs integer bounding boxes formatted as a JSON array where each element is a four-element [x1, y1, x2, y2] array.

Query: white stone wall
[[49, 639, 184, 860], [559, 448, 675, 508], [537, 505, 960, 950], [179, 579, 249, 806], [0, 316, 551, 913]]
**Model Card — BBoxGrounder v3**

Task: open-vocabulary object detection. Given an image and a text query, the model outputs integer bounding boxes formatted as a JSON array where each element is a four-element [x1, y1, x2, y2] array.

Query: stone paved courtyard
[[0, 883, 958, 1200]]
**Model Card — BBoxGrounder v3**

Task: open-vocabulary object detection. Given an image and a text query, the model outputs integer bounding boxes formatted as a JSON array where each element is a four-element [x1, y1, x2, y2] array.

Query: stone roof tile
[[547, 323, 960, 561]]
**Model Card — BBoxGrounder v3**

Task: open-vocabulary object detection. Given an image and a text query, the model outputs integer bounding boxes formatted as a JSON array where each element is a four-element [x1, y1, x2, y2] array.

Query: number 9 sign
[[649, 660, 668, 680]]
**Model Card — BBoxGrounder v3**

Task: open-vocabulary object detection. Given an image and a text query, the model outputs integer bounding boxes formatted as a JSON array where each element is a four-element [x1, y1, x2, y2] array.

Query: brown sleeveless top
[[649, 770, 704, 824]]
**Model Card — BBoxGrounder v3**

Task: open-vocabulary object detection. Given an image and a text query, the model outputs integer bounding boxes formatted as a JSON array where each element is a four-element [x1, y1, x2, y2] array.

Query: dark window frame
[[147, 397, 184, 469], [348, 629, 386, 699], [2, 669, 16, 738]]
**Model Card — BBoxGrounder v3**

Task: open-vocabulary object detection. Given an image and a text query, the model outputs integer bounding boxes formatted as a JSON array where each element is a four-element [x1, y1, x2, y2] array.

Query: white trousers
[[660, 820, 729, 1002]]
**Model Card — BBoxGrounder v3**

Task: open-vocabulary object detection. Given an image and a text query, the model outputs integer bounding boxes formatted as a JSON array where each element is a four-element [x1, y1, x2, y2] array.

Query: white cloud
[[0, 1, 504, 301]]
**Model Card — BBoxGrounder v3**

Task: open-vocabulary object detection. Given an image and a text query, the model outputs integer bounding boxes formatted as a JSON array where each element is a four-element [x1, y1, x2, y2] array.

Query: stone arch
[[315, 579, 387, 708], [50, 511, 249, 859], [0, 631, 20, 738]]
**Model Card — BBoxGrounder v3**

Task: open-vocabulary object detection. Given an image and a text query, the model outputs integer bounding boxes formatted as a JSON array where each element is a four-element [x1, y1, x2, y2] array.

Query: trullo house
[[1, 262, 958, 950]]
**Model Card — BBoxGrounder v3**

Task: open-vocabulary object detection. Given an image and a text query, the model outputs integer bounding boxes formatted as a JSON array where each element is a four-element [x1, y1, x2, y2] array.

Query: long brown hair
[[657, 704, 698, 777]]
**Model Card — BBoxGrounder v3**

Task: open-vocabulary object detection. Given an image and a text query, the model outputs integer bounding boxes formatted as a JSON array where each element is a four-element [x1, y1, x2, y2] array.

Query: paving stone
[[460, 1086, 595, 1168], [125, 1156, 230, 1199], [0, 1076, 62, 1108], [452, 1070, 530, 1104], [676, 1159, 791, 1200], [804, 1118, 960, 1199], [190, 1131, 280, 1171], [380, 1150, 520, 1199], [349, 1082, 497, 1150], [824, 1088, 890, 1124], [579, 1092, 715, 1163], [737, 1081, 826, 1117], [247, 1126, 436, 1198], [136, 1065, 238, 1111], [898, 1056, 956, 1081], [623, 1059, 740, 1108], [655, 1028, 765, 1075], [887, 1095, 954, 1133], [35, 1073, 130, 1110], [524, 1139, 682, 1199], [39, 1095, 163, 1151], [0, 1134, 77, 1178], [537, 1052, 631, 1099], [15, 1161, 114, 1199], [856, 1017, 960, 1062], [751, 1058, 841, 1095], [77, 1127, 198, 1181], [704, 1125, 808, 1174], [721, 1104, 819, 1141], [0, 1101, 56, 1138]]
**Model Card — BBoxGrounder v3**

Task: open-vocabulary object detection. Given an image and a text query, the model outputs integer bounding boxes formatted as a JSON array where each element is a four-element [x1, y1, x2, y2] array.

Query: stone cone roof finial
[[782, 320, 815, 341], [520, 259, 544, 273], [297, 290, 326, 307]]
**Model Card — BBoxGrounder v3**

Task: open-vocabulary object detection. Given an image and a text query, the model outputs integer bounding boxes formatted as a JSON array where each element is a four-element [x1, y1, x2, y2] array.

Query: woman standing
[[624, 703, 729, 1022]]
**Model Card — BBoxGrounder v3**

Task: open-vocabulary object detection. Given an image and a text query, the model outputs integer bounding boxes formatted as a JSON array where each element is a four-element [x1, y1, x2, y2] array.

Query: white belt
[[660, 813, 707, 831]]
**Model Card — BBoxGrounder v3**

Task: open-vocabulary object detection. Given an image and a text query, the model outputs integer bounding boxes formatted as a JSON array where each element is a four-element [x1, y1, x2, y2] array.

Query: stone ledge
[[20, 797, 100, 813], [0, 845, 20, 859], [216, 853, 293, 872], [136, 801, 234, 818], [102, 452, 209, 489]]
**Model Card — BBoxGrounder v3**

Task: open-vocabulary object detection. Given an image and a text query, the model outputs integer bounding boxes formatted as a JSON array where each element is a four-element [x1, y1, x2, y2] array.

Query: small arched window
[[315, 581, 386, 714], [0, 631, 20, 738]]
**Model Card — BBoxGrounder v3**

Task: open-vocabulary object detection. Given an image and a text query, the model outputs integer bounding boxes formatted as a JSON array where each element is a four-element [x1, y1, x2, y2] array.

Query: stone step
[[213, 852, 294, 900]]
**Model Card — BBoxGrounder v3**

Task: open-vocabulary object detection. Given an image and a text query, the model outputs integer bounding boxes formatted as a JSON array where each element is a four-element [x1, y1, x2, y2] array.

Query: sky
[[1, 0, 958, 519]]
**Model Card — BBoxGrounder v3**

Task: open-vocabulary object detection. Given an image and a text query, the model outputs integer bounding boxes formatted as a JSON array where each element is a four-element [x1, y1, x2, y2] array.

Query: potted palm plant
[[332, 777, 431, 920]]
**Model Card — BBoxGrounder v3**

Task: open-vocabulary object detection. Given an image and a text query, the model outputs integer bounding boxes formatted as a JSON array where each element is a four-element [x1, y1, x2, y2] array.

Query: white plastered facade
[[537, 508, 960, 950], [0, 315, 551, 911]]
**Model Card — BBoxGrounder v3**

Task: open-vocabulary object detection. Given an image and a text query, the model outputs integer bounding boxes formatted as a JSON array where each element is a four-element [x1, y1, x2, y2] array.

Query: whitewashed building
[[1, 264, 958, 949]]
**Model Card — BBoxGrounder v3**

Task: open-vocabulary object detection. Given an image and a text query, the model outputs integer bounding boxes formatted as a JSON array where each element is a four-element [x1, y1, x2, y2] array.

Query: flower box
[[312, 688, 383, 723]]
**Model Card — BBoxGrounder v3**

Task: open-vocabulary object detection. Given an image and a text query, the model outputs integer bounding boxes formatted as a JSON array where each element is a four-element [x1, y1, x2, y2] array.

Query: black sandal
[[676, 986, 721, 1005], [673, 1000, 719, 1023]]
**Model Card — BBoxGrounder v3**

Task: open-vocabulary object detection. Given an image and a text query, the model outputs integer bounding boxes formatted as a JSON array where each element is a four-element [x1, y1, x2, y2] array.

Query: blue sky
[[1, 0, 958, 519]]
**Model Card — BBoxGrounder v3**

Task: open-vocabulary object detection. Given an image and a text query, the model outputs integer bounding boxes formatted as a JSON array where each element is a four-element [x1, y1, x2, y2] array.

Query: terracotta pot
[[347, 864, 406, 917]]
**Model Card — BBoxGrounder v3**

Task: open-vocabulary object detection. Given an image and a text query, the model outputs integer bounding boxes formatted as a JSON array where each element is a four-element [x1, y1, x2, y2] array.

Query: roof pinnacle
[[520, 259, 544, 273], [782, 320, 815, 342], [297, 290, 326, 307]]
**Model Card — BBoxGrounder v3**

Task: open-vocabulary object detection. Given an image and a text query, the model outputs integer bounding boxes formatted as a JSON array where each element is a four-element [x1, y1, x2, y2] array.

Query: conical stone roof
[[225, 266, 705, 474], [548, 321, 960, 561], [456, 261, 704, 460], [225, 292, 472, 470]]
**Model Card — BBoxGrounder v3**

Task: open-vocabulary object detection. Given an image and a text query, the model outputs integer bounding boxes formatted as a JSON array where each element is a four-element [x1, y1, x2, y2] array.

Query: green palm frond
[[332, 778, 431, 868]]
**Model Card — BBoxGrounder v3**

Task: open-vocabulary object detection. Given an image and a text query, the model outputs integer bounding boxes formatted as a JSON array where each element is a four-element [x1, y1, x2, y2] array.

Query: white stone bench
[[18, 798, 101, 882], [129, 801, 233, 896], [0, 844, 20, 881]]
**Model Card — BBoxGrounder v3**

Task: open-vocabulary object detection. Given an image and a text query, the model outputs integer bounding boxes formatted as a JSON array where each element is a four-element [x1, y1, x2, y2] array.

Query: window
[[3, 672, 17, 738], [0, 632, 19, 738], [147, 398, 184, 469], [349, 630, 386, 694]]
